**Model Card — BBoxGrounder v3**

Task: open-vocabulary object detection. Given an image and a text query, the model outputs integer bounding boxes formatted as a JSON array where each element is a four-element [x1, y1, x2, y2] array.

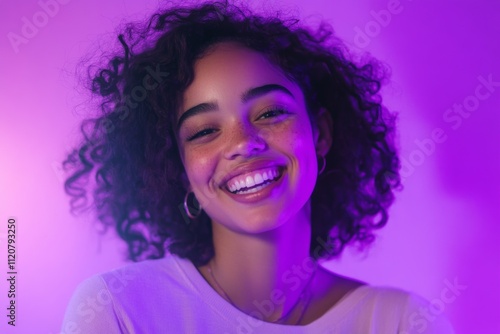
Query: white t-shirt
[[61, 253, 455, 333]]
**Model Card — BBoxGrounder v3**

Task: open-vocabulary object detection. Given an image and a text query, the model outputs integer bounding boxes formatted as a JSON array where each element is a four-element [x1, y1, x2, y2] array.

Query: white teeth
[[236, 182, 268, 195], [245, 175, 255, 188], [226, 167, 282, 193]]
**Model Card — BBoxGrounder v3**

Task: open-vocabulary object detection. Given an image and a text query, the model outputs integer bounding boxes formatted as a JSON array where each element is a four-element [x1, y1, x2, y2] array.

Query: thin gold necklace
[[207, 261, 317, 325]]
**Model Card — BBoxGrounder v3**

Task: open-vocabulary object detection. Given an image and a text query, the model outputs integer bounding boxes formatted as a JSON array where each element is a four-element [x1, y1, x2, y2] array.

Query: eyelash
[[186, 106, 289, 141]]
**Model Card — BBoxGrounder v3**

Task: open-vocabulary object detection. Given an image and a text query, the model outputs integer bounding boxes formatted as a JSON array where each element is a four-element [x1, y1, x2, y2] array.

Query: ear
[[312, 107, 333, 156]]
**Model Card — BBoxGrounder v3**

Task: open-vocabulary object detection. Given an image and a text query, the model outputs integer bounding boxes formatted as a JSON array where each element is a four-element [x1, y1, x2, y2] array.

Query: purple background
[[1, 0, 499, 333]]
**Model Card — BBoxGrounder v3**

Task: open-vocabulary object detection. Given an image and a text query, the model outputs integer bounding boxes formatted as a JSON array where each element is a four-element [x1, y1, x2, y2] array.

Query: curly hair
[[63, 0, 401, 267]]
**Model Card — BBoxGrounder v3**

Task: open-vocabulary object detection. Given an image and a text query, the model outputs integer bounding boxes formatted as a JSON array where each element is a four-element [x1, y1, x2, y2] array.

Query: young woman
[[61, 1, 454, 332]]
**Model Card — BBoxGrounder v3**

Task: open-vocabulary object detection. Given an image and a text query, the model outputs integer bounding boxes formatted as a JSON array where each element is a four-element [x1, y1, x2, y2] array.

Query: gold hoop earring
[[184, 191, 202, 219]]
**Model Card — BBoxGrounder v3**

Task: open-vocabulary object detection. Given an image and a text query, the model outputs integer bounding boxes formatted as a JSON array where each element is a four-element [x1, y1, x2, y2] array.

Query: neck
[[204, 201, 317, 322]]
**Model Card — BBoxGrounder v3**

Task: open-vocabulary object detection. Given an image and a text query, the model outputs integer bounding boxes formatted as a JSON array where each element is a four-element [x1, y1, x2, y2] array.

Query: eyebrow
[[176, 84, 295, 131]]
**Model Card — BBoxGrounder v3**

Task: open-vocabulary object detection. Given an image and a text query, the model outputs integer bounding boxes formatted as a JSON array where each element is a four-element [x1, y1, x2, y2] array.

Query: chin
[[235, 210, 296, 234]]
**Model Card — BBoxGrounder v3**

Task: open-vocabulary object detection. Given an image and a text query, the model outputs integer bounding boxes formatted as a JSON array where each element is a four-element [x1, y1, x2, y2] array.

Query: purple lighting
[[0, 0, 498, 333]]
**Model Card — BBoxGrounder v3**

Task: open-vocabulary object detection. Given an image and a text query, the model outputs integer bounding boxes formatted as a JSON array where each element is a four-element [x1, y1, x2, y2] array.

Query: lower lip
[[222, 169, 286, 204]]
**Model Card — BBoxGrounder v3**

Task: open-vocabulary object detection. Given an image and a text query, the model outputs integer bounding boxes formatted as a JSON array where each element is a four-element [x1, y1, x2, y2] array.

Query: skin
[[175, 41, 364, 325]]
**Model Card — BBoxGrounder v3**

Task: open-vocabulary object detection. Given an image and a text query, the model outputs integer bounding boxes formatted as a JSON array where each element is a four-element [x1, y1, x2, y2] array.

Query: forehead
[[181, 41, 305, 112]]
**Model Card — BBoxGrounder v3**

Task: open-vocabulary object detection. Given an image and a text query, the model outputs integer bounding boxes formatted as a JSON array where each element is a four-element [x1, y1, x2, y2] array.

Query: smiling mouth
[[224, 167, 284, 195]]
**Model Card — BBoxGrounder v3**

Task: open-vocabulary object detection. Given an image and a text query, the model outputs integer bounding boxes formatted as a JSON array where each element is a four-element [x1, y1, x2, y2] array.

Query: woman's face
[[176, 41, 326, 233]]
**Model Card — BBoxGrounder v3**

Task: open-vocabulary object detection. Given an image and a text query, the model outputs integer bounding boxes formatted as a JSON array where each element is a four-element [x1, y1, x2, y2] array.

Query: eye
[[187, 128, 217, 141], [258, 106, 288, 120]]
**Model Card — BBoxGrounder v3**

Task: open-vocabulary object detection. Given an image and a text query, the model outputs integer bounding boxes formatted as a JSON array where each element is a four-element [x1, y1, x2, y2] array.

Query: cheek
[[184, 148, 218, 186], [183, 150, 222, 209], [287, 121, 318, 180], [283, 117, 315, 150]]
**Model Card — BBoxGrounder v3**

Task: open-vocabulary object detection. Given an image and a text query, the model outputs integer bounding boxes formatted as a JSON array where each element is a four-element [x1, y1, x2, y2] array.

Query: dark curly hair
[[62, 0, 401, 267]]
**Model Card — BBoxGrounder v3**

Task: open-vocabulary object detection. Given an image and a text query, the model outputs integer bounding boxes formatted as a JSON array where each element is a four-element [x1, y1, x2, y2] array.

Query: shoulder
[[317, 269, 454, 333], [348, 285, 456, 333], [97, 254, 179, 291], [61, 273, 122, 333], [60, 254, 182, 333], [67, 253, 180, 294], [352, 285, 419, 303]]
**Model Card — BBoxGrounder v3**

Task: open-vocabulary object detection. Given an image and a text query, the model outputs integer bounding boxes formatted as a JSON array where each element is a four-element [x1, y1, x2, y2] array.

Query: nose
[[223, 122, 267, 160]]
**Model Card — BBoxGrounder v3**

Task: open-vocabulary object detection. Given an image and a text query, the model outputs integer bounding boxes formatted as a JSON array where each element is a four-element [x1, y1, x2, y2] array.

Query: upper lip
[[217, 159, 284, 189]]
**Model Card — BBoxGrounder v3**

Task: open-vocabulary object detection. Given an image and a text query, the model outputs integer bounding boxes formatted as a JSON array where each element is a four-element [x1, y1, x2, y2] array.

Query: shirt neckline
[[170, 253, 372, 330]]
